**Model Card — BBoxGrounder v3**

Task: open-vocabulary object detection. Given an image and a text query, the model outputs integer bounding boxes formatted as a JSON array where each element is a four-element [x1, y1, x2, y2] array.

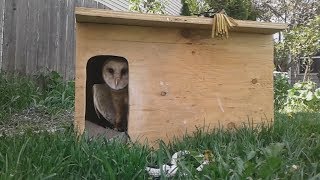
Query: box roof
[[75, 7, 287, 35]]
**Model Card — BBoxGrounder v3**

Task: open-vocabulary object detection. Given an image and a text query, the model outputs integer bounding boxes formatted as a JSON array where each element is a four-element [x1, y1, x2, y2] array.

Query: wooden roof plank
[[75, 7, 287, 34]]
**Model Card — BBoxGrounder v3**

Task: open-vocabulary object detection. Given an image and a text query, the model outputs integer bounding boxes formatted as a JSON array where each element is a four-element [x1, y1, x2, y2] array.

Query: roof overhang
[[75, 7, 287, 35]]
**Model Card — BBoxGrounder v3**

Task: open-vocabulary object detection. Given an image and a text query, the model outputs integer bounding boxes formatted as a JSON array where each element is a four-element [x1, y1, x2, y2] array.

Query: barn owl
[[93, 57, 129, 132]]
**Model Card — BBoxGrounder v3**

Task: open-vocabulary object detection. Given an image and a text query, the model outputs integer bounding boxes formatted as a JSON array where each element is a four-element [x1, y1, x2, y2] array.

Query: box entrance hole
[[85, 55, 129, 137]]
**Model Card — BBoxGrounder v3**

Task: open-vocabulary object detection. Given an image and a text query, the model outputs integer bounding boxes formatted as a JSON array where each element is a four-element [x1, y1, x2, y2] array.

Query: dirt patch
[[0, 108, 74, 136]]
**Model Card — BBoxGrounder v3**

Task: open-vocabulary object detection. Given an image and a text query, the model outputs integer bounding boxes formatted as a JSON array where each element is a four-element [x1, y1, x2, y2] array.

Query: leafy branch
[[129, 0, 167, 14]]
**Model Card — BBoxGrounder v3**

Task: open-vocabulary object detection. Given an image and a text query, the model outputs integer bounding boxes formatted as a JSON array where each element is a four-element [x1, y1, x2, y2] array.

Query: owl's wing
[[93, 99, 101, 119], [92, 84, 115, 124], [93, 90, 100, 119]]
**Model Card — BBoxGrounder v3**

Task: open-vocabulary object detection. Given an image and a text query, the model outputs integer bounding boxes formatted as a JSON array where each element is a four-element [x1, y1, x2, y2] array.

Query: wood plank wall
[[0, 0, 110, 80], [0, 0, 5, 71]]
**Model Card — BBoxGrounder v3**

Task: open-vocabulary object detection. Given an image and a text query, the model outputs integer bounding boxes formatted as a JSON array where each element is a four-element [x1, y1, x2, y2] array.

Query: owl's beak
[[115, 78, 120, 87]]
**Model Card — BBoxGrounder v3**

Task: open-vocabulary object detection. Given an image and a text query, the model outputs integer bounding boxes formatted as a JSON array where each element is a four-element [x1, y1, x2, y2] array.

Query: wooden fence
[[0, 0, 4, 71], [0, 0, 110, 80]]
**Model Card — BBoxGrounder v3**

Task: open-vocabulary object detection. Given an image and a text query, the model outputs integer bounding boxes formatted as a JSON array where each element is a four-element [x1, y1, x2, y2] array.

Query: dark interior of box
[[86, 56, 110, 128], [85, 55, 129, 137]]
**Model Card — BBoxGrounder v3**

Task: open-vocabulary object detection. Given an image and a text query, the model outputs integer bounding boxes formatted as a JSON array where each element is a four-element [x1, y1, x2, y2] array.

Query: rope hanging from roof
[[211, 10, 238, 39]]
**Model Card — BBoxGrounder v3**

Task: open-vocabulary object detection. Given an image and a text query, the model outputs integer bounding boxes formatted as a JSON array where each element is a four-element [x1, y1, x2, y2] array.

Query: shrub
[[281, 81, 320, 113], [273, 72, 291, 111]]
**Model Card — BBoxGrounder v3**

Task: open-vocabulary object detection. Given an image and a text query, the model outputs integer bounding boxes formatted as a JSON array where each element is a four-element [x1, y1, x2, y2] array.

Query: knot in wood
[[251, 78, 258, 84], [160, 91, 167, 96]]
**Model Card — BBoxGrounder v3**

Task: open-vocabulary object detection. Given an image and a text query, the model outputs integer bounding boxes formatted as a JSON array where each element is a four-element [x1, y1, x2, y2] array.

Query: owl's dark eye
[[121, 68, 128, 75], [108, 68, 114, 74]]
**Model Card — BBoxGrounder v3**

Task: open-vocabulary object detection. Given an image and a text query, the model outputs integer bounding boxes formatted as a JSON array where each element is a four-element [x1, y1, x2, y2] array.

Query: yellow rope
[[211, 10, 238, 39]]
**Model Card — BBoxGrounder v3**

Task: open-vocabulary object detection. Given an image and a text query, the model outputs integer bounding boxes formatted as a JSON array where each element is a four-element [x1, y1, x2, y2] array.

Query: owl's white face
[[102, 58, 128, 90]]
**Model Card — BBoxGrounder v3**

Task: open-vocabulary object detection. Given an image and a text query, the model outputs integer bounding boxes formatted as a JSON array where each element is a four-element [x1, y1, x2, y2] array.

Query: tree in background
[[180, 0, 257, 20], [255, 0, 320, 73], [181, 0, 210, 16], [285, 16, 320, 81], [254, 0, 320, 26], [129, 0, 167, 14], [181, 0, 320, 25]]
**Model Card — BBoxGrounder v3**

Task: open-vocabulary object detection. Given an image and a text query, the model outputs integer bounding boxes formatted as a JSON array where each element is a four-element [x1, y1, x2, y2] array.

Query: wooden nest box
[[74, 7, 287, 144]]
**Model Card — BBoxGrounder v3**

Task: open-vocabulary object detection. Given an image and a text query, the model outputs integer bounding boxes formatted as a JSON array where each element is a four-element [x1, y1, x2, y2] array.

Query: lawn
[[1, 73, 320, 179], [0, 72, 74, 135], [0, 113, 320, 179]]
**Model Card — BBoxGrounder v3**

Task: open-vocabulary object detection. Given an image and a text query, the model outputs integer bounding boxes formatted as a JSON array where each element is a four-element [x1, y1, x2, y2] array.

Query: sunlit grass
[[0, 72, 74, 124], [1, 72, 319, 179], [0, 113, 319, 179]]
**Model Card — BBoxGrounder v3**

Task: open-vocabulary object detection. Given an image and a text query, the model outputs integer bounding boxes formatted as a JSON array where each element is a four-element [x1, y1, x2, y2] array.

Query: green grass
[[0, 127, 150, 180], [0, 113, 320, 179], [0, 72, 74, 124], [1, 72, 320, 179], [0, 73, 40, 122]]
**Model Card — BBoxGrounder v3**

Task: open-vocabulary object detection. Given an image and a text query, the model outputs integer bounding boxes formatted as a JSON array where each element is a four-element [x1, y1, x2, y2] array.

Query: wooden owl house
[[75, 7, 287, 144]]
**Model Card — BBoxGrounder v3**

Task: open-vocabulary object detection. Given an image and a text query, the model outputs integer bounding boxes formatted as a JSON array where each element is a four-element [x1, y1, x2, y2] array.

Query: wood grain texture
[[36, 0, 50, 74], [14, 0, 28, 74], [66, 0, 76, 80], [75, 23, 275, 145], [0, 0, 110, 79], [25, 0, 38, 75], [2, 0, 17, 73], [0, 0, 5, 70], [75, 7, 287, 35]]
